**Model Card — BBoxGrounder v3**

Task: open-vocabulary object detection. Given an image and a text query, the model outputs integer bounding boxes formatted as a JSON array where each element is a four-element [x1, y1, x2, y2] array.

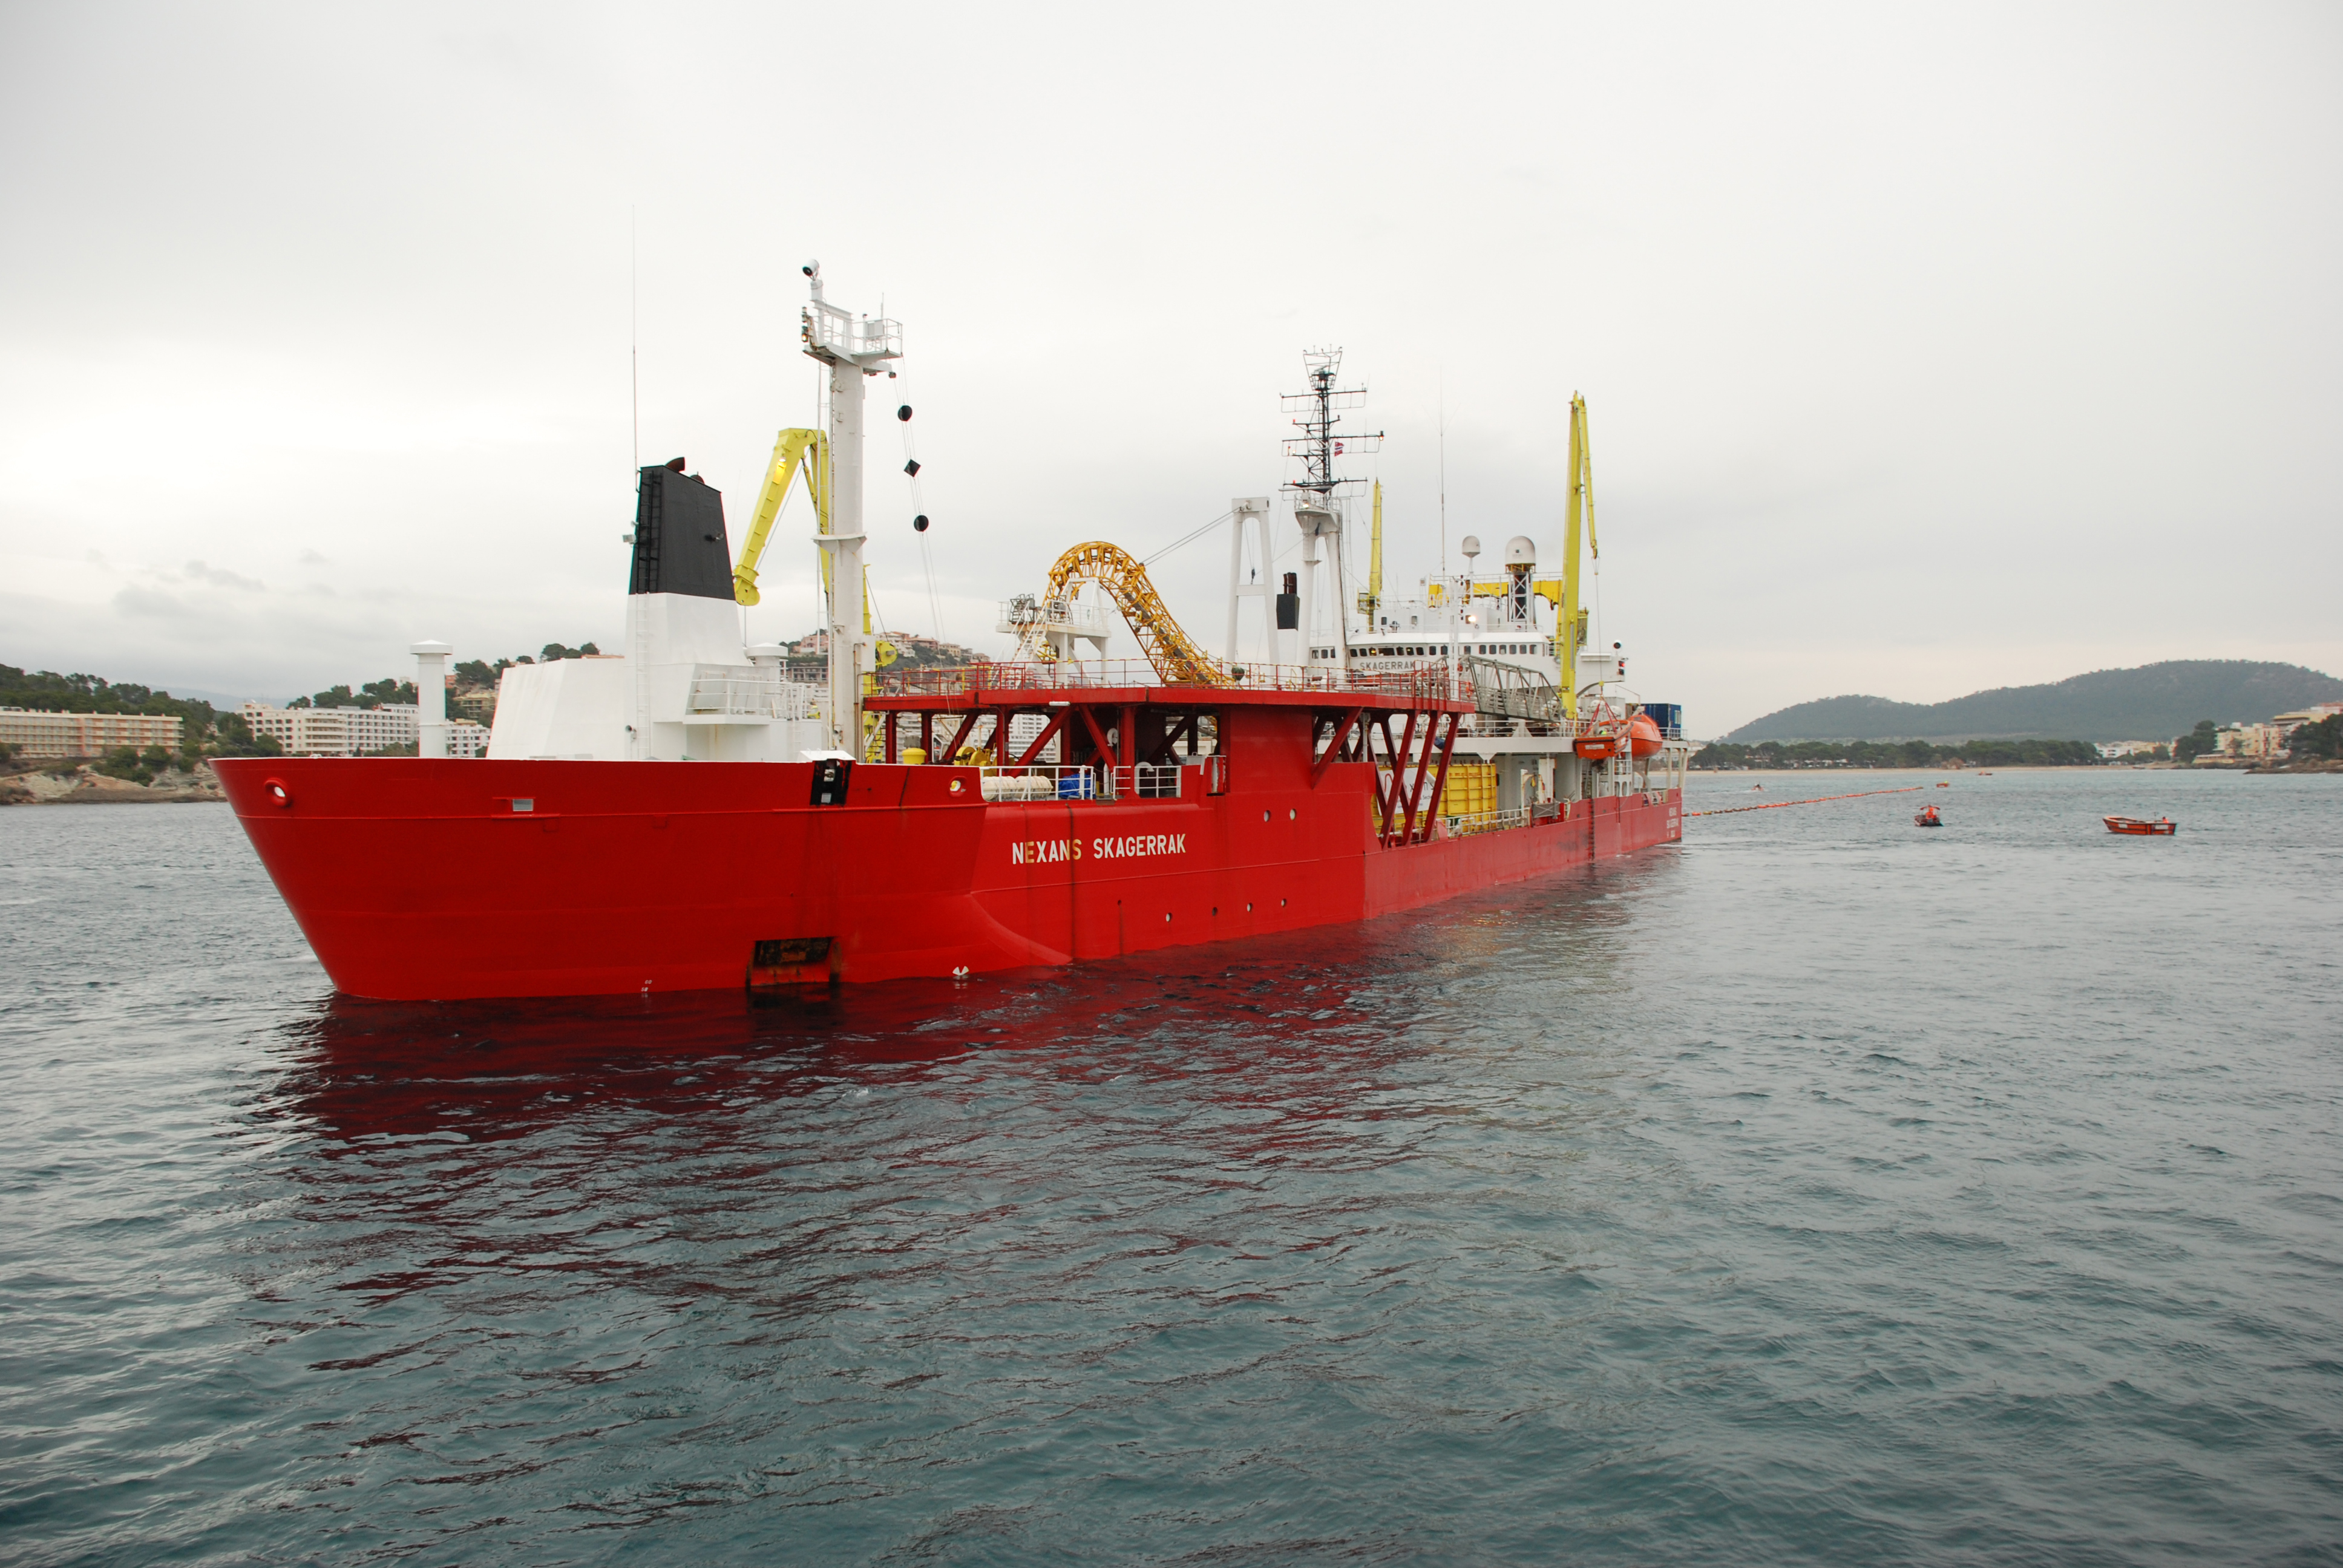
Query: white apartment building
[[0, 708, 184, 757], [243, 702, 419, 756]]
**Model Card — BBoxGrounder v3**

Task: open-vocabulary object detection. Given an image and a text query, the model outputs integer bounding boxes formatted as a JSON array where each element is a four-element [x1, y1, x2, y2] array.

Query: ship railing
[[995, 597, 1112, 638], [1107, 762, 1185, 799], [978, 766, 1091, 802], [873, 660, 1473, 703], [804, 299, 900, 364], [687, 670, 819, 720], [1440, 805, 1538, 837], [974, 762, 1188, 802]]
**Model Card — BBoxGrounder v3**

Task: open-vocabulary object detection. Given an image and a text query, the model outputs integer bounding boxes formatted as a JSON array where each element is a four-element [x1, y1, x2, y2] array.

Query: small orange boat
[[2104, 816, 2177, 836], [1915, 806, 1942, 828]]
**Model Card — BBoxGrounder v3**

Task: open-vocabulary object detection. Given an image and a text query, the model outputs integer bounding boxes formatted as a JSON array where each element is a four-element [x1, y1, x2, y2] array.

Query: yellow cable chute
[[733, 427, 829, 607], [1021, 541, 1231, 687]]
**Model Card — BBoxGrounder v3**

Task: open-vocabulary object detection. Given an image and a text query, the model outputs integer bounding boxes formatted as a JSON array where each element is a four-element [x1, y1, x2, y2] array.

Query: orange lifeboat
[[1574, 734, 1619, 760], [1627, 713, 1663, 759]]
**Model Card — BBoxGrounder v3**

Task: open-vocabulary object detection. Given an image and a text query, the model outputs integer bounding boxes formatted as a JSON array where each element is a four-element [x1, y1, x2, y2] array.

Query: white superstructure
[[1241, 356, 1688, 815], [477, 263, 893, 765]]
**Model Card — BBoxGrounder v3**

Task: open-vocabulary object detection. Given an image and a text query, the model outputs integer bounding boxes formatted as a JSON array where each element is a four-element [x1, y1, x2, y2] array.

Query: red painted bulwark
[[216, 750, 1680, 1001]]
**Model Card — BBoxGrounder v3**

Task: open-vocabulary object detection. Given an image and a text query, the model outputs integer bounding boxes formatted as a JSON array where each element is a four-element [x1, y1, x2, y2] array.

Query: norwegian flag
[[1332, 440, 1345, 455]]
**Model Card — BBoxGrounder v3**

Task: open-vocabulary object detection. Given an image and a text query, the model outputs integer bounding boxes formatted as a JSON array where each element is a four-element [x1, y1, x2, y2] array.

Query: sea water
[[1, 769, 2336, 1564]]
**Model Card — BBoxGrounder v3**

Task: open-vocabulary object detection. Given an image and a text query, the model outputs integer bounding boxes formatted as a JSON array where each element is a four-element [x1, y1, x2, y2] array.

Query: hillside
[[1725, 659, 2343, 743]]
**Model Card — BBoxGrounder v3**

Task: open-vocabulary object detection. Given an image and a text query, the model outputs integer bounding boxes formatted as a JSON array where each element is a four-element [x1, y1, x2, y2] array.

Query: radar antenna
[[1280, 348, 1383, 515]]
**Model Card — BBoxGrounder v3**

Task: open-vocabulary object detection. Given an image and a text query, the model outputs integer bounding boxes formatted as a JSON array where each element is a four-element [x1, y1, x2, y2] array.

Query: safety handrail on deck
[[974, 762, 1191, 803], [873, 659, 1468, 702]]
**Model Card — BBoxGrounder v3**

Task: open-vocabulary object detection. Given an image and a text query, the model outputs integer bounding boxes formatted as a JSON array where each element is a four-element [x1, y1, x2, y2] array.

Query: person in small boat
[[1918, 805, 1941, 825]]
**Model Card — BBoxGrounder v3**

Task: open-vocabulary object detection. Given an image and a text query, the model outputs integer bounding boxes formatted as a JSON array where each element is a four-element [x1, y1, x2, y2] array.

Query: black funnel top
[[629, 465, 734, 599]]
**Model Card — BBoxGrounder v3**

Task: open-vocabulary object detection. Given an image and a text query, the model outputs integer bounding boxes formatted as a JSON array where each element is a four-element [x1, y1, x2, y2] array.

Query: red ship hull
[[216, 748, 1681, 1001]]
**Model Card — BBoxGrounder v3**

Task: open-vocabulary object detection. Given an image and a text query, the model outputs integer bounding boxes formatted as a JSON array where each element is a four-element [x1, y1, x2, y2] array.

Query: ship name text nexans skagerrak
[[217, 266, 1688, 1000]]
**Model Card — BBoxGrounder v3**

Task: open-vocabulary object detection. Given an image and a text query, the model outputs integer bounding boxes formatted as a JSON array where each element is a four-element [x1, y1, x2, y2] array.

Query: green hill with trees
[[1724, 660, 2342, 743]]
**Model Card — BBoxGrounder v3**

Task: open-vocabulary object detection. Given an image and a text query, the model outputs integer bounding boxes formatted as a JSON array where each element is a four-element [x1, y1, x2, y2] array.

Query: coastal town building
[[238, 702, 487, 757], [2216, 724, 2290, 763], [0, 708, 184, 757], [242, 702, 418, 756]]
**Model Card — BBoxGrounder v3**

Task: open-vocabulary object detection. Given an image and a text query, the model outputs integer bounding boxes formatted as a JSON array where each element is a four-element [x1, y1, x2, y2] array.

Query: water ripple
[[2, 776, 2340, 1563]]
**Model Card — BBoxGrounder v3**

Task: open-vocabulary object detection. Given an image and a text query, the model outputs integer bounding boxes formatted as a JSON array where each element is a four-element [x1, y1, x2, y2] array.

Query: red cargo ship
[[219, 271, 1686, 1001]]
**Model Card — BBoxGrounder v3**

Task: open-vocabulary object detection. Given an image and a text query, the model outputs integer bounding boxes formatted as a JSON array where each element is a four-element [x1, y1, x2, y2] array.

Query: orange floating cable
[[1687, 786, 1924, 817]]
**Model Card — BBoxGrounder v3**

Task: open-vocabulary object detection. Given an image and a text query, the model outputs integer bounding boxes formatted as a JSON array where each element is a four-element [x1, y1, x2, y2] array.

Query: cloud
[[180, 559, 266, 592], [1, 4, 2337, 733]]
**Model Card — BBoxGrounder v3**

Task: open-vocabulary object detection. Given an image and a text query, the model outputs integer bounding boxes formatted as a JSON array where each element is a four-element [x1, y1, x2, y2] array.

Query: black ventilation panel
[[629, 465, 735, 599]]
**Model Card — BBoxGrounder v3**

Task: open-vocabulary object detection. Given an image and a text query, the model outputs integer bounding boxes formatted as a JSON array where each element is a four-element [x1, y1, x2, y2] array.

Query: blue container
[[1057, 771, 1096, 800], [1642, 702, 1683, 739]]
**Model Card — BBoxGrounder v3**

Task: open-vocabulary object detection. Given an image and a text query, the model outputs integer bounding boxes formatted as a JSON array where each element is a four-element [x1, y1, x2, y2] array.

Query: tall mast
[[799, 261, 901, 754], [1280, 348, 1381, 665]]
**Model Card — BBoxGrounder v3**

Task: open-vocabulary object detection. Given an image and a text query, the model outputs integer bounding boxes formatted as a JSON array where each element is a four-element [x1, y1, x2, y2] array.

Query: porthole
[[1288, 808, 1296, 820], [1263, 809, 1270, 822]]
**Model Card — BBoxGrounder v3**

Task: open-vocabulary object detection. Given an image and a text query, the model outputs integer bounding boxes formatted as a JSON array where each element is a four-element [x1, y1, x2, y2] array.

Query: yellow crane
[[1426, 395, 1597, 713], [730, 425, 893, 665], [732, 428, 828, 607], [1019, 541, 1230, 687], [1559, 393, 1596, 717], [1356, 480, 1385, 624]]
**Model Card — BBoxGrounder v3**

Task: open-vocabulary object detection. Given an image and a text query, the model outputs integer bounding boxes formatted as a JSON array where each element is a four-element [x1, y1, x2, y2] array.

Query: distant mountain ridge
[[1723, 660, 2343, 743]]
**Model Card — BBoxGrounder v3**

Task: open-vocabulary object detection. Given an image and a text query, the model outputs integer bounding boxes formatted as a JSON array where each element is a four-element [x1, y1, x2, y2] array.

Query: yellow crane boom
[[1021, 541, 1231, 687], [1560, 393, 1596, 717], [732, 427, 829, 607]]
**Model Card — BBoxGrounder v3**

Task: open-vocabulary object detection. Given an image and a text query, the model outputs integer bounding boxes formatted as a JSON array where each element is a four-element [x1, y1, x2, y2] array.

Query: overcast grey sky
[[3, 1, 2336, 732]]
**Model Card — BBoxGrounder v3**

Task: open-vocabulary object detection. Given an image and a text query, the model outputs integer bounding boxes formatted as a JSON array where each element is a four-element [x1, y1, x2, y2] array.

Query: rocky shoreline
[[0, 760, 228, 806]]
